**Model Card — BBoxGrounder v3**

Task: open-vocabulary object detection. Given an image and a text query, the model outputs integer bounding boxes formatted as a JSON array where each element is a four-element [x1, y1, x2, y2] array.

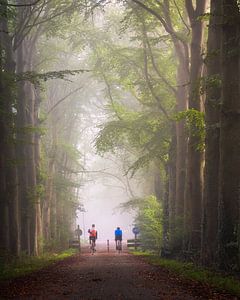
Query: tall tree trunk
[[0, 2, 19, 256], [16, 41, 31, 254], [168, 125, 177, 250], [201, 0, 221, 266], [15, 1, 42, 253], [43, 157, 55, 242], [4, 38, 19, 257], [218, 0, 240, 269], [175, 60, 188, 249], [45, 111, 58, 243], [154, 163, 168, 251], [34, 88, 43, 254], [163, 1, 190, 252], [16, 39, 38, 255], [51, 185, 57, 240], [184, 0, 206, 251], [0, 11, 8, 253], [26, 80, 37, 255]]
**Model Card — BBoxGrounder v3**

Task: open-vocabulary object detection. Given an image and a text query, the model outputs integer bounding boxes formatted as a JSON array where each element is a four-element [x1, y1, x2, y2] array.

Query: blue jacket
[[115, 229, 122, 237]]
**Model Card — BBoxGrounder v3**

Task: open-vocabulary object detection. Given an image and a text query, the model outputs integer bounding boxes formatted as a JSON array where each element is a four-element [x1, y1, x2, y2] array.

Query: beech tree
[[202, 0, 221, 266]]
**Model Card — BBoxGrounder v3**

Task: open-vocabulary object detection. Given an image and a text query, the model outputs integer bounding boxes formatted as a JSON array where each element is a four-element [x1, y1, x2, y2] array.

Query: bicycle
[[116, 239, 122, 254], [90, 239, 96, 255]]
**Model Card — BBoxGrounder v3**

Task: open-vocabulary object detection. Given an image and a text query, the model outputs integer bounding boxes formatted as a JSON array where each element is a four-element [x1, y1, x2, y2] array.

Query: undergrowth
[[0, 249, 77, 281]]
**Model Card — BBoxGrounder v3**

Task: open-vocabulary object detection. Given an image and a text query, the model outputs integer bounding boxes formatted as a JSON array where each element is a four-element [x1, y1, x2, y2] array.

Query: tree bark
[[16, 42, 31, 254], [218, 0, 240, 269], [0, 10, 8, 253], [184, 0, 206, 251], [0, 2, 19, 256], [162, 0, 189, 252], [168, 124, 177, 250], [175, 60, 188, 249], [201, 0, 221, 266]]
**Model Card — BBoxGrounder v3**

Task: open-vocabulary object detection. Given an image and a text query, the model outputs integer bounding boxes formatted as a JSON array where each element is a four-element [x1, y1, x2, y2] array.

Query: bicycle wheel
[[91, 240, 96, 255], [117, 240, 122, 254]]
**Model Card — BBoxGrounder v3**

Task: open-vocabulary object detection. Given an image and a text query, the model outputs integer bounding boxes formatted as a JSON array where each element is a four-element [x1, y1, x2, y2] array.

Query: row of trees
[[0, 0, 98, 258], [92, 0, 240, 270]]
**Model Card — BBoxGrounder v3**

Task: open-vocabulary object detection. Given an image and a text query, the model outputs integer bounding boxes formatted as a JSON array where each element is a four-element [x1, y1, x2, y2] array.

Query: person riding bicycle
[[88, 224, 97, 248], [115, 226, 122, 249]]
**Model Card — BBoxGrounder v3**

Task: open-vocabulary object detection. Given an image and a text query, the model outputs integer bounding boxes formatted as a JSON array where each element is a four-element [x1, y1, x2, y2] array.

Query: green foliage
[[122, 195, 163, 252], [197, 13, 211, 22], [176, 109, 205, 151], [135, 196, 163, 253], [26, 184, 44, 204], [202, 74, 221, 90], [16, 69, 90, 86], [58, 142, 82, 165], [0, 249, 77, 281], [87, 6, 176, 177], [54, 174, 81, 191], [0, 2, 16, 19], [96, 103, 170, 175], [16, 125, 46, 136]]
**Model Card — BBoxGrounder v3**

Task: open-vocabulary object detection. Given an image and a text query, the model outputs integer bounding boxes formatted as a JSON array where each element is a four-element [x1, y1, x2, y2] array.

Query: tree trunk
[[201, 0, 221, 266], [164, 3, 190, 252], [34, 87, 43, 254], [184, 0, 206, 251], [16, 39, 38, 255], [15, 2, 42, 253], [175, 60, 188, 249], [0, 3, 19, 256], [43, 157, 55, 242], [0, 14, 8, 253], [154, 163, 168, 251], [16, 41, 31, 254], [168, 125, 177, 250], [218, 0, 240, 269]]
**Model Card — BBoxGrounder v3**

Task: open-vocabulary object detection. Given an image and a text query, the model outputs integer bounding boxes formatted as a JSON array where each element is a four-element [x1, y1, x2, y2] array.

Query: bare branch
[[140, 18, 177, 96], [173, 0, 190, 35], [46, 86, 83, 116], [130, 0, 173, 35], [142, 35, 170, 119]]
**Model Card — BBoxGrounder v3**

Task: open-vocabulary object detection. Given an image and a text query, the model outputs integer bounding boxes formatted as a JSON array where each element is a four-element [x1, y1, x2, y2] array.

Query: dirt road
[[0, 244, 238, 299]]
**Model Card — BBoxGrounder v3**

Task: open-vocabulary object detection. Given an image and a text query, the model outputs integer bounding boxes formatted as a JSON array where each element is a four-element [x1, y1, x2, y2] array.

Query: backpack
[[90, 229, 97, 237]]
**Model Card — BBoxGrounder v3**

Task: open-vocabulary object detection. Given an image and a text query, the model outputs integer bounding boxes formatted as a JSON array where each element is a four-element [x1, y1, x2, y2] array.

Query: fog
[[75, 91, 137, 242], [77, 177, 135, 242]]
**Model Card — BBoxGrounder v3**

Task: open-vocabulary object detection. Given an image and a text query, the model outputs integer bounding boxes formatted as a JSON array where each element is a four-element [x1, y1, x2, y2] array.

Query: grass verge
[[0, 249, 77, 281], [131, 250, 240, 297]]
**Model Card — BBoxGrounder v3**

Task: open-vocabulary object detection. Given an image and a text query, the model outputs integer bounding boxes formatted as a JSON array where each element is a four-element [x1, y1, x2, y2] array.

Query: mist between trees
[[0, 0, 240, 272]]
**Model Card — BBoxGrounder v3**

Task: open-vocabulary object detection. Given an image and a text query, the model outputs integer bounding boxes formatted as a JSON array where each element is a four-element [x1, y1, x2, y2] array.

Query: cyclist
[[88, 224, 97, 252], [115, 226, 122, 250]]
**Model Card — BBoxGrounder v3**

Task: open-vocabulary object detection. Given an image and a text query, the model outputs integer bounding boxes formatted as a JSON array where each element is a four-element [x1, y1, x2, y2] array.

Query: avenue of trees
[[0, 0, 240, 272]]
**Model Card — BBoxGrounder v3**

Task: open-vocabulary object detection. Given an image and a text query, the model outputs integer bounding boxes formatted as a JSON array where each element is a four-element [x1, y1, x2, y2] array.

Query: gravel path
[[0, 244, 238, 300]]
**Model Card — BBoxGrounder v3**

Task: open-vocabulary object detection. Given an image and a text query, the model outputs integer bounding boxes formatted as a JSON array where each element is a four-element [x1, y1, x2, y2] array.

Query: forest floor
[[0, 243, 239, 300]]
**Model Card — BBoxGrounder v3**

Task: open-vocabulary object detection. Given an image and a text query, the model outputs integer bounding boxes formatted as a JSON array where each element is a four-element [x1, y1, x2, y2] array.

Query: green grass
[[0, 249, 77, 281], [131, 250, 240, 297]]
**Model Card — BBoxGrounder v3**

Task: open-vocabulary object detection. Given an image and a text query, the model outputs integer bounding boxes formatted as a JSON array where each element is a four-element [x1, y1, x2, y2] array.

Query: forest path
[[0, 244, 238, 300]]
